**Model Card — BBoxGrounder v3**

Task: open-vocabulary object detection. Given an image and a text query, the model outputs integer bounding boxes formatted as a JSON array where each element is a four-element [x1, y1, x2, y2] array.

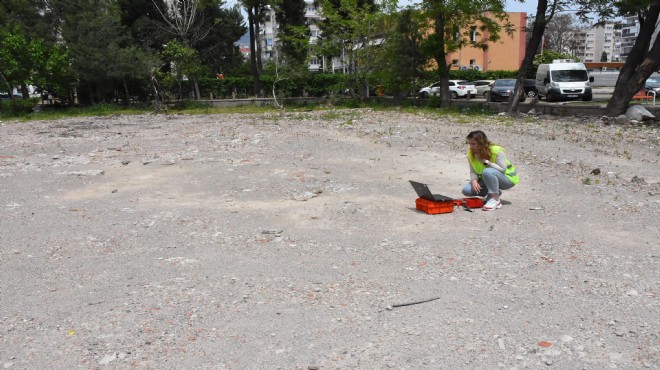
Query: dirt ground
[[0, 109, 658, 369]]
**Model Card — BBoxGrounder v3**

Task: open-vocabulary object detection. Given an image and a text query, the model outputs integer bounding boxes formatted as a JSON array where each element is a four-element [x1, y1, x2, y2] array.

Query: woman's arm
[[469, 159, 479, 180], [486, 150, 507, 172]]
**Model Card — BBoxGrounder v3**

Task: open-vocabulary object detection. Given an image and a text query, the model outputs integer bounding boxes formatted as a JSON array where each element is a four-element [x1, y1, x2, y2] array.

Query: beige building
[[573, 23, 623, 62], [444, 12, 528, 72]]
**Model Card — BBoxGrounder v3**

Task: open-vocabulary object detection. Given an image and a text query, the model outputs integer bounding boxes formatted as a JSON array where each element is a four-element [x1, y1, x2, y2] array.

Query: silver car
[[472, 80, 495, 97]]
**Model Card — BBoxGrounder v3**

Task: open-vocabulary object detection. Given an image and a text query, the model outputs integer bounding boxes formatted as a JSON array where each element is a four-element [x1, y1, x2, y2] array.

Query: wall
[[444, 12, 527, 72]]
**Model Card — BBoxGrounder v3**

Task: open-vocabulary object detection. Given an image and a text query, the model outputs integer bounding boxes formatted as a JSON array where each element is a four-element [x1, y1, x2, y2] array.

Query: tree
[[193, 4, 246, 75], [151, 0, 211, 45], [34, 44, 77, 103], [150, 0, 209, 99], [161, 39, 206, 100], [317, 0, 392, 98], [274, 0, 309, 68], [420, 0, 513, 107], [575, 0, 660, 116], [381, 8, 426, 101], [0, 0, 60, 97], [532, 13, 582, 54], [506, 0, 569, 114], [0, 26, 40, 97], [241, 0, 270, 97], [600, 50, 608, 62], [317, 0, 376, 68], [50, 0, 130, 104], [118, 0, 171, 51]]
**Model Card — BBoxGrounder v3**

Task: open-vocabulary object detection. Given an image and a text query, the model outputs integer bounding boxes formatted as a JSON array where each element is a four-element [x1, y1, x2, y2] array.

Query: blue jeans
[[462, 168, 515, 197]]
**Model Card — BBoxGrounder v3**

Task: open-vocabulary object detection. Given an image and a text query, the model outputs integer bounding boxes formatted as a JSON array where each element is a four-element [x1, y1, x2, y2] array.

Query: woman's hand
[[471, 179, 481, 193]]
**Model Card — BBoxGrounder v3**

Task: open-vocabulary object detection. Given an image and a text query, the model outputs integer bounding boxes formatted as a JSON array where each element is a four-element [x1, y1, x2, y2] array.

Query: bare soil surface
[[1, 109, 658, 369]]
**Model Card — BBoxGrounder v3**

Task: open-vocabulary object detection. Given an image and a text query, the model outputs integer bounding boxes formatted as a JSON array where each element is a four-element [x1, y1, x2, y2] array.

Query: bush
[[0, 97, 38, 115]]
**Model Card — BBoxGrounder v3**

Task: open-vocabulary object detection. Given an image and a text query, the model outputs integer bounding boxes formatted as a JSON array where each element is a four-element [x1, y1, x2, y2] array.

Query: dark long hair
[[467, 130, 493, 160]]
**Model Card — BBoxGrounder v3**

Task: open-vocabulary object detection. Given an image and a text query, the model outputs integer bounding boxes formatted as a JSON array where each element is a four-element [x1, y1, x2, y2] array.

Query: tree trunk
[[605, 3, 660, 117], [123, 79, 131, 106], [20, 83, 30, 99], [507, 0, 550, 114], [432, 13, 451, 107], [193, 76, 201, 100], [247, 7, 262, 98], [255, 10, 264, 73]]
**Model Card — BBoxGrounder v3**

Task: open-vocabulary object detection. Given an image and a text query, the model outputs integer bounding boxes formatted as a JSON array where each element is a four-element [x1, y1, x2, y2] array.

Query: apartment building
[[573, 23, 623, 62], [259, 5, 528, 72], [620, 16, 639, 61], [259, 0, 325, 71], [620, 15, 660, 62]]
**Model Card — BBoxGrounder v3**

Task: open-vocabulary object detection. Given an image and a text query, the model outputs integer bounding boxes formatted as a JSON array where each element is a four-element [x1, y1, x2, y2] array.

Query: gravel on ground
[[1, 109, 658, 369]]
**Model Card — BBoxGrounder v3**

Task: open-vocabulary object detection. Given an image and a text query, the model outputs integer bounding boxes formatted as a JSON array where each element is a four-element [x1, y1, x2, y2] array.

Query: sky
[[225, 0, 539, 14], [397, 0, 539, 14], [506, 0, 538, 14]]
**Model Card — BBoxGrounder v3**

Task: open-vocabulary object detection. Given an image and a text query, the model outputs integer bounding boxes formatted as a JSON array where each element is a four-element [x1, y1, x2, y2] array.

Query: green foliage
[[196, 73, 359, 99], [378, 8, 427, 101], [37, 44, 77, 100], [162, 40, 206, 80], [531, 51, 576, 77], [316, 0, 386, 97], [0, 26, 43, 94], [274, 0, 309, 67], [0, 97, 38, 115], [533, 50, 576, 65], [420, 0, 513, 105]]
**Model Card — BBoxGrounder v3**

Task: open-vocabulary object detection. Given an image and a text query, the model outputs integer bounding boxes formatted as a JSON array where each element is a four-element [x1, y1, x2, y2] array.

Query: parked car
[[646, 76, 660, 95], [419, 80, 477, 99], [488, 79, 526, 102], [523, 79, 538, 97], [472, 80, 495, 97]]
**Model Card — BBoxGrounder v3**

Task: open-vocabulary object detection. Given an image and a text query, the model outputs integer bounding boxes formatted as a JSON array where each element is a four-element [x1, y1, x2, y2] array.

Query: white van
[[535, 60, 594, 102]]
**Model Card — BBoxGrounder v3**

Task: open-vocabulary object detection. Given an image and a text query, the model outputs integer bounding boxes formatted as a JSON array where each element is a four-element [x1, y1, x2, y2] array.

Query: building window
[[470, 27, 477, 42], [451, 59, 459, 65], [469, 59, 476, 65]]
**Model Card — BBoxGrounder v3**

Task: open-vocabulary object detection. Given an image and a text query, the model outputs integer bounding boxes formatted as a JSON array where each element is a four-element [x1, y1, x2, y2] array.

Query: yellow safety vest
[[468, 145, 519, 184]]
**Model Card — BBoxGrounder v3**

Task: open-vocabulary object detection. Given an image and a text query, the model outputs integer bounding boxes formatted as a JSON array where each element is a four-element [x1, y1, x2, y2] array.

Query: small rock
[[292, 191, 319, 201], [626, 105, 655, 121], [121, 160, 130, 165], [609, 352, 623, 361], [614, 115, 629, 124], [99, 352, 117, 365], [631, 176, 646, 184]]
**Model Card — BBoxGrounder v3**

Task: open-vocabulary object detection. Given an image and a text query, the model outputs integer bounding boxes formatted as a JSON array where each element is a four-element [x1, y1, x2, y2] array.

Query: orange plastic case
[[415, 198, 455, 214], [415, 197, 483, 215], [461, 197, 484, 208]]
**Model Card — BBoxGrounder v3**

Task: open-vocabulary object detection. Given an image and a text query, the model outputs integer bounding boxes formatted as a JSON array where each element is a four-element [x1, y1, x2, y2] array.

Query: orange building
[[445, 12, 528, 72]]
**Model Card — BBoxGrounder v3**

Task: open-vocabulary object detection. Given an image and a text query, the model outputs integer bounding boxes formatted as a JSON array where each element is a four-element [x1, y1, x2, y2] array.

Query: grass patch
[[0, 98, 526, 122], [1, 103, 151, 121]]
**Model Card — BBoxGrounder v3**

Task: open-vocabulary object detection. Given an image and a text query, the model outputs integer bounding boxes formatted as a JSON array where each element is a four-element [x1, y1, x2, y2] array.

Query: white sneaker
[[483, 198, 502, 211]]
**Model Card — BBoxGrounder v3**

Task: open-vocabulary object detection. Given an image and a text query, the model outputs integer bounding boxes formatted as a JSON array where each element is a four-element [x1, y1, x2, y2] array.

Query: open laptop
[[409, 180, 454, 202]]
